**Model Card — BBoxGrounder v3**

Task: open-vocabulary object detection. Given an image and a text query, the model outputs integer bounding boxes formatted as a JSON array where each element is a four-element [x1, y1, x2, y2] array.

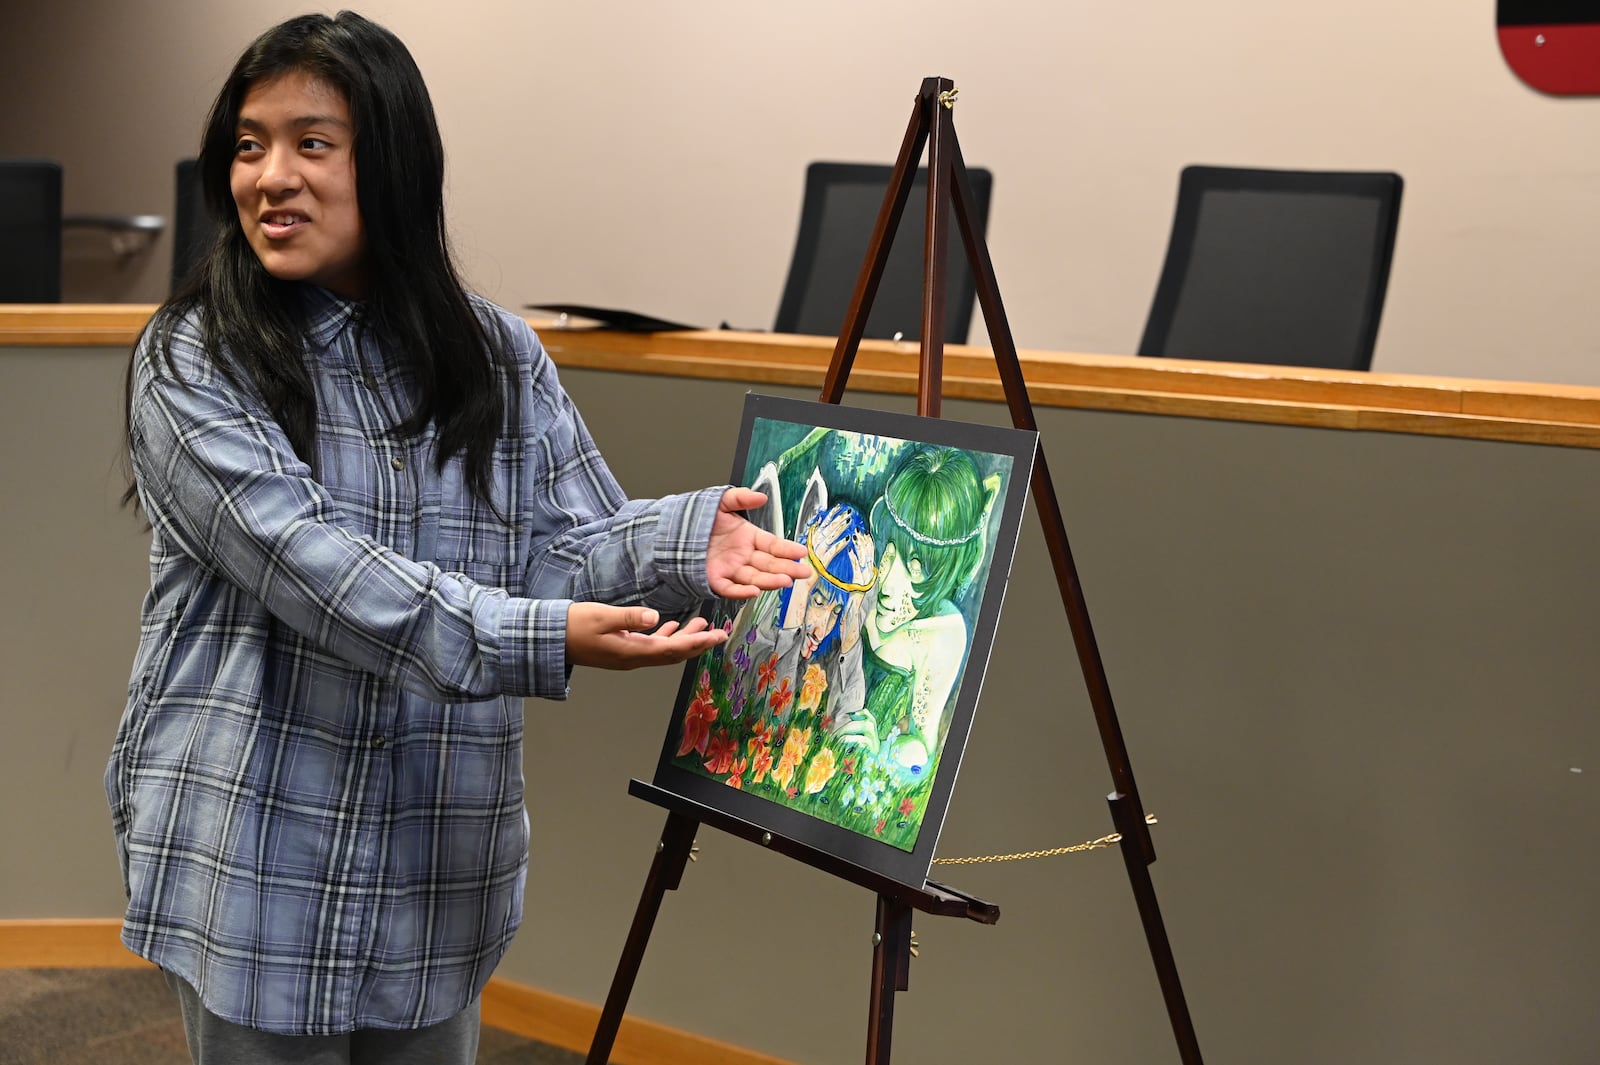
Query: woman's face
[[230, 70, 369, 298], [873, 541, 923, 636]]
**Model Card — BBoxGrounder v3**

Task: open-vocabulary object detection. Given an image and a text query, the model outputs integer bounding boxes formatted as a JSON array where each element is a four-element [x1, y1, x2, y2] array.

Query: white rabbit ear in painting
[[746, 460, 784, 539]]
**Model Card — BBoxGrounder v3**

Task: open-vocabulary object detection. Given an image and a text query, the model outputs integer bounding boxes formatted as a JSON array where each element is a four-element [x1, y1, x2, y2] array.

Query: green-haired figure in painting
[[851, 446, 999, 779]]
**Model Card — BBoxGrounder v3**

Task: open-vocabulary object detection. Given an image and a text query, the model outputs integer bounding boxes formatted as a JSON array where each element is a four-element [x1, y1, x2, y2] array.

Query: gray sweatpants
[[165, 971, 482, 1065]]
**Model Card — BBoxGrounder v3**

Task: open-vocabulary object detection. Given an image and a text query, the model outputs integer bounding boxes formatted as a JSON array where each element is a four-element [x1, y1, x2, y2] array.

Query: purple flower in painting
[[731, 643, 751, 672], [744, 626, 757, 645], [729, 676, 747, 720]]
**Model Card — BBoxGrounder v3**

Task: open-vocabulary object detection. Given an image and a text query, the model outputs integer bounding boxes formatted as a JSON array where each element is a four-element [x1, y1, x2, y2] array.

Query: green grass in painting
[[669, 640, 937, 853]]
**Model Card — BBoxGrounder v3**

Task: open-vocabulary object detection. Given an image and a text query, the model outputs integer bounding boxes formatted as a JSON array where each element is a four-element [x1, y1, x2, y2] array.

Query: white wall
[[5, 1, 1599, 383]]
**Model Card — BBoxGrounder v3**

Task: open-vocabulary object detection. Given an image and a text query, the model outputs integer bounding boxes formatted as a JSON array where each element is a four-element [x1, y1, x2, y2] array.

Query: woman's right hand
[[565, 603, 727, 670]]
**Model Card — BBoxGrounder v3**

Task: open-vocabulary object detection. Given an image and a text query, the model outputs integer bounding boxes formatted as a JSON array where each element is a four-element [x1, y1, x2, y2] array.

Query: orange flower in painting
[[768, 676, 794, 716], [780, 725, 812, 767], [771, 726, 811, 792], [803, 747, 838, 794], [746, 721, 772, 752], [756, 653, 779, 695], [750, 744, 774, 784], [676, 688, 718, 757], [703, 729, 738, 775], [798, 663, 828, 712], [725, 756, 748, 788]]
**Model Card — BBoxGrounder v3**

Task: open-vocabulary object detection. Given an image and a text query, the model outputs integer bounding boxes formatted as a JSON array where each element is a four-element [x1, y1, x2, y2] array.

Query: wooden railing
[[9, 304, 1600, 449]]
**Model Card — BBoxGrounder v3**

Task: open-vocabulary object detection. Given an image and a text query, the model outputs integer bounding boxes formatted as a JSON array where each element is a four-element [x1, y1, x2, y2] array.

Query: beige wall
[[4, 1, 1599, 383]]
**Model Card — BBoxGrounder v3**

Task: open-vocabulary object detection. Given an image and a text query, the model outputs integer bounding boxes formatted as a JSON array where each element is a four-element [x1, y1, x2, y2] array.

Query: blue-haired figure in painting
[[850, 446, 999, 777], [729, 501, 876, 735]]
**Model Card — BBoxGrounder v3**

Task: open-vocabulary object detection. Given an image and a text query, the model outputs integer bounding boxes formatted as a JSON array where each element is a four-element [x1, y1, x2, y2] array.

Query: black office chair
[[0, 159, 63, 302], [1138, 165, 1404, 371], [172, 157, 219, 290], [774, 161, 993, 344]]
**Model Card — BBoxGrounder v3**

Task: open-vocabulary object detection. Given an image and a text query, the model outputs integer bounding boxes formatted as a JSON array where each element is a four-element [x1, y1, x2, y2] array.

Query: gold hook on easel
[[938, 86, 959, 109]]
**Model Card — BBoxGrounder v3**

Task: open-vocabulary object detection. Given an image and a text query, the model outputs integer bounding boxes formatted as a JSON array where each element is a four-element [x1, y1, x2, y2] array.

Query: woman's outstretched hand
[[706, 488, 811, 599], [566, 604, 726, 670]]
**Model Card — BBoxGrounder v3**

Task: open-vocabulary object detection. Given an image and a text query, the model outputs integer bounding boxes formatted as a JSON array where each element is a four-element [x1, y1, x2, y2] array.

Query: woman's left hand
[[706, 488, 812, 599]]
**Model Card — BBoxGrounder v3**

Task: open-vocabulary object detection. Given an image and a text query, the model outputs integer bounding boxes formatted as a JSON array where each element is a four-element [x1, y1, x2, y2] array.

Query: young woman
[[105, 12, 808, 1062]]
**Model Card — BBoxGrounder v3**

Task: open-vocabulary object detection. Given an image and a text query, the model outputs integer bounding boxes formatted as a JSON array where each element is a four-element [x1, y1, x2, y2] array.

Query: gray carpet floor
[[0, 968, 586, 1065]]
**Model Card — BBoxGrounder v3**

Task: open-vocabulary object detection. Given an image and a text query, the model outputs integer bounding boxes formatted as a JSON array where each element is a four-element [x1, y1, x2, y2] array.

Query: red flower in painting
[[676, 688, 718, 757], [898, 797, 916, 817], [724, 755, 748, 788], [750, 744, 774, 784], [703, 729, 738, 775], [874, 819, 886, 835], [768, 676, 794, 716], [756, 653, 779, 695], [842, 756, 857, 775]]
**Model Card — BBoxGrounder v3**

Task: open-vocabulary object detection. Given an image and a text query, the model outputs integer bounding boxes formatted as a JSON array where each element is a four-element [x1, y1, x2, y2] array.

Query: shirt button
[[390, 457, 405, 471], [371, 735, 386, 749]]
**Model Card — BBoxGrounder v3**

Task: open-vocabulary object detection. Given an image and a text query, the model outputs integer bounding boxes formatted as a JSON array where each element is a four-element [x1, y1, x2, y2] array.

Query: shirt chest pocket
[[428, 456, 523, 593]]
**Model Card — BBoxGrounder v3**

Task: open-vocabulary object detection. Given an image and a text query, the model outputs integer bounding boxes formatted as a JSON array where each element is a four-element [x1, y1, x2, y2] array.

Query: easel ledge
[[628, 780, 999, 925]]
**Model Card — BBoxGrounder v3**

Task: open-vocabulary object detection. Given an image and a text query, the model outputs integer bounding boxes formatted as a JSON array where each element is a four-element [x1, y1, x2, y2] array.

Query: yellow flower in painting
[[780, 726, 813, 766], [770, 726, 813, 793], [798, 663, 828, 712], [803, 747, 838, 794]]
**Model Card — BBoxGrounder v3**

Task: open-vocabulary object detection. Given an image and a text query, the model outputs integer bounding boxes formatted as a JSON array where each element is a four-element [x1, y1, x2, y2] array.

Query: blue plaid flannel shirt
[[105, 287, 722, 1034]]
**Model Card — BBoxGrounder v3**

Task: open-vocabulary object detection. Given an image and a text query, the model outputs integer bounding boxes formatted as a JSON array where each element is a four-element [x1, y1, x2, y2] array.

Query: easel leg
[[1109, 793, 1205, 1065], [864, 894, 914, 1065], [586, 812, 698, 1065]]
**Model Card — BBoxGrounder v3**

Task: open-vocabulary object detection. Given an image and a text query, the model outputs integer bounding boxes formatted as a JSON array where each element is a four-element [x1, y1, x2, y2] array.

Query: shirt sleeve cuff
[[493, 596, 573, 700], [649, 486, 725, 605]]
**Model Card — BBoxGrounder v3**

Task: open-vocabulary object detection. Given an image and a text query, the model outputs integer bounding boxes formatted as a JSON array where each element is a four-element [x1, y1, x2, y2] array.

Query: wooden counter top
[[8, 304, 1599, 449]]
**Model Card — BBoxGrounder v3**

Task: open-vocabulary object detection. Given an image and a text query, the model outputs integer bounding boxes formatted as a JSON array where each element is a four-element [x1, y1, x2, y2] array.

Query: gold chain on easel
[[930, 814, 1158, 866]]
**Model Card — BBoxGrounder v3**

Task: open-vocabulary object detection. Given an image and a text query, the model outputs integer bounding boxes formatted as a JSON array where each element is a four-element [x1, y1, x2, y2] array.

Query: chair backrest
[[172, 157, 219, 291], [774, 161, 994, 344], [0, 159, 63, 302], [1138, 165, 1404, 371]]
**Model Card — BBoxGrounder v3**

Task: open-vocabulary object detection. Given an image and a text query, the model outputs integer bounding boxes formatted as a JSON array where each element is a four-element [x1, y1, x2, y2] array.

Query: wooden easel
[[588, 76, 1203, 1065]]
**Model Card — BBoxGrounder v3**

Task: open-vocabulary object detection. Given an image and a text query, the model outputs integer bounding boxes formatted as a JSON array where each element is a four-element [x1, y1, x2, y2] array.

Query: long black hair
[[127, 10, 514, 507]]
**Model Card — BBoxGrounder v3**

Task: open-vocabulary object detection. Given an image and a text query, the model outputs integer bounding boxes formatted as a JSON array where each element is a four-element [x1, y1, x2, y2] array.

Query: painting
[[651, 393, 1037, 889]]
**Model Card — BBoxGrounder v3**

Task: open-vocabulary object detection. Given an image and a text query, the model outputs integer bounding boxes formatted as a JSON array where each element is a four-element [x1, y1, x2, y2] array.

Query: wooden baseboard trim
[[0, 918, 151, 968], [480, 977, 799, 1065], [0, 919, 797, 1065]]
